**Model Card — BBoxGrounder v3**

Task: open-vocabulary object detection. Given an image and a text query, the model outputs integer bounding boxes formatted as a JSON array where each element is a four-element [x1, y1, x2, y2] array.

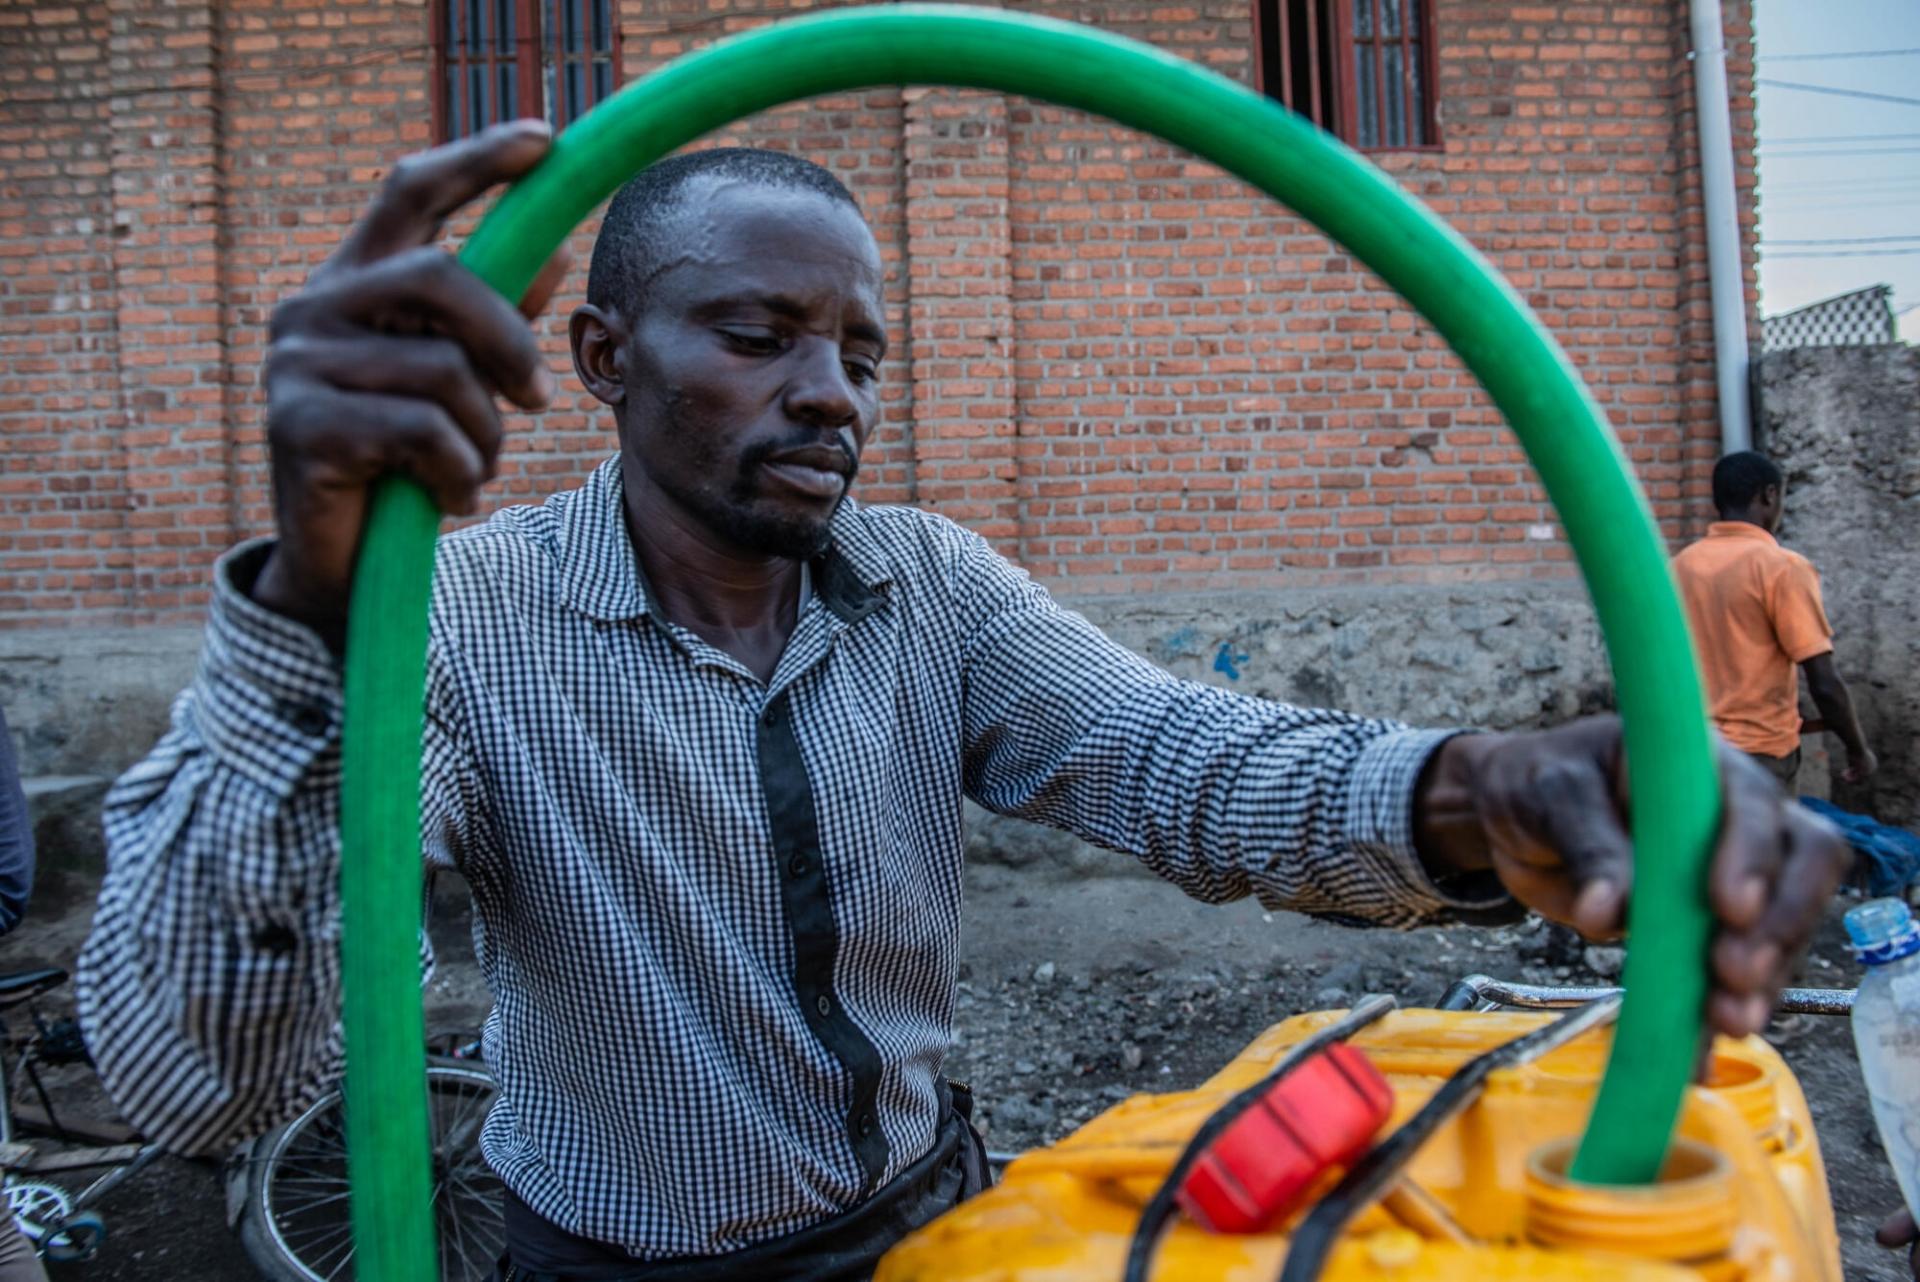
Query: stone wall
[[965, 579, 1611, 875], [4, 580, 1613, 887], [1759, 343, 1920, 829]]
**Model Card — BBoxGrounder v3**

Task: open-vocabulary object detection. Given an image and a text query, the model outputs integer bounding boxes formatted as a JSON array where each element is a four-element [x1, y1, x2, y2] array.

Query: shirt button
[[858, 1113, 875, 1138], [789, 853, 809, 877], [815, 994, 832, 1018], [280, 699, 332, 737]]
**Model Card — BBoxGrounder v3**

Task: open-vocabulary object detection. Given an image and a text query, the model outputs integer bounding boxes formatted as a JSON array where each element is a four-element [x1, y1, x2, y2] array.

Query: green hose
[[339, 5, 1722, 1273]]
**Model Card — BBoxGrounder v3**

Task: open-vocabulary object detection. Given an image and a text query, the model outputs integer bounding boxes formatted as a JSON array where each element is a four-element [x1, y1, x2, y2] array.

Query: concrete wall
[[2, 579, 1614, 883], [965, 578, 1611, 874], [1759, 344, 1920, 829]]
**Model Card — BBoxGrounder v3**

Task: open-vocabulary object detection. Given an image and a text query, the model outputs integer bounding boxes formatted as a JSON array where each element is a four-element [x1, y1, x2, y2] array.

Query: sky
[[1753, 0, 1920, 342]]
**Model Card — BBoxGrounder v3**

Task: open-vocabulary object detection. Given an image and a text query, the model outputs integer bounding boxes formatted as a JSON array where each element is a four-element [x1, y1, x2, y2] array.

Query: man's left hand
[[1879, 1208, 1919, 1280], [1414, 715, 1850, 1039]]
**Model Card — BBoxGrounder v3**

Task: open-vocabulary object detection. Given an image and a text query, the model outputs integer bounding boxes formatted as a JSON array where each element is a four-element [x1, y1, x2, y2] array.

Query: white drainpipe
[[1689, 0, 1753, 455]]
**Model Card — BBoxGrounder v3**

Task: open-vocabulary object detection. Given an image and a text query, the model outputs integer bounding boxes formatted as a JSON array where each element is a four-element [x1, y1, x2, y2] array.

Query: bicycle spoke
[[441, 1203, 475, 1280], [322, 1240, 356, 1282], [250, 1067, 502, 1282], [278, 1216, 356, 1251], [275, 1188, 355, 1214]]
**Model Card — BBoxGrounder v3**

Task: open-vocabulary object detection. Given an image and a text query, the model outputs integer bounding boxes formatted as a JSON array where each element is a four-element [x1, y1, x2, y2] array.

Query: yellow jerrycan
[[878, 995, 1845, 1282]]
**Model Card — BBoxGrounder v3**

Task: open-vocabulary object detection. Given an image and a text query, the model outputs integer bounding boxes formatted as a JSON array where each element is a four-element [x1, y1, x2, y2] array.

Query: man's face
[[616, 180, 886, 560]]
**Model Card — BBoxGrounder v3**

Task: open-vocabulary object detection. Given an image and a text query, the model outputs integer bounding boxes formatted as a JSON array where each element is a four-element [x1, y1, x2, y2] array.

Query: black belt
[[496, 1083, 990, 1282]]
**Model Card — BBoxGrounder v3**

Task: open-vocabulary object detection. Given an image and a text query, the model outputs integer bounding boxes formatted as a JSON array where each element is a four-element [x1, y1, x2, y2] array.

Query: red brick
[[0, 0, 1750, 625]]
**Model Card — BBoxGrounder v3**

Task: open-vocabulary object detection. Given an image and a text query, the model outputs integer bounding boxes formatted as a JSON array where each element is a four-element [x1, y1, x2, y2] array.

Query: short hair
[[585, 147, 860, 318], [1712, 450, 1784, 515]]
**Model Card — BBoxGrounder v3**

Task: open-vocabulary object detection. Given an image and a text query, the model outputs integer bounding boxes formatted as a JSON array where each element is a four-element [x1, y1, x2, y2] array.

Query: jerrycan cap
[[1845, 898, 1920, 966]]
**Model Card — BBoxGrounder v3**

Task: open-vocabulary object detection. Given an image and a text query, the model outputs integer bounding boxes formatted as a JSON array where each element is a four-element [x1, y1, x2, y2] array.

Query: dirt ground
[[0, 865, 1907, 1281]]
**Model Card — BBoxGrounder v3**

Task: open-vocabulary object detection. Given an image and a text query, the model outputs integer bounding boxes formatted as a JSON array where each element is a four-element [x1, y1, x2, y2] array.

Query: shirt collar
[[557, 455, 892, 625], [1706, 520, 1778, 545]]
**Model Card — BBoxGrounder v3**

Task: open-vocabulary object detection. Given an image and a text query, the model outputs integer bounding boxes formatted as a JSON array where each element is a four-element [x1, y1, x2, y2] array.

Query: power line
[[1756, 78, 1920, 109], [1759, 47, 1920, 62], [1763, 132, 1920, 144], [1763, 246, 1920, 258], [1760, 145, 1920, 157], [1760, 195, 1920, 209], [1761, 173, 1920, 189], [1764, 235, 1920, 246]]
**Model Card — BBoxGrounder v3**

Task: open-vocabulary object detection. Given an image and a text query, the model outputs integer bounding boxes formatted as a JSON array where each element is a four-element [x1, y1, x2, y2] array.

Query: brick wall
[[0, 0, 1758, 627]]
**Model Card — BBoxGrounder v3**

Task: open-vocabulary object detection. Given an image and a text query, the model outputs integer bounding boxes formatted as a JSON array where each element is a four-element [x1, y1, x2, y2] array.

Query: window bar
[[1304, 0, 1322, 129], [454, 0, 470, 138], [431, 0, 448, 141], [1333, 0, 1356, 145], [1399, 0, 1417, 145], [494, 0, 515, 123], [1265, 0, 1290, 109], [593, 0, 615, 107], [514, 0, 539, 128], [1418, 0, 1439, 145], [1285, 0, 1299, 114], [1371, 0, 1388, 149], [562, 0, 576, 126], [544, 0, 559, 128]]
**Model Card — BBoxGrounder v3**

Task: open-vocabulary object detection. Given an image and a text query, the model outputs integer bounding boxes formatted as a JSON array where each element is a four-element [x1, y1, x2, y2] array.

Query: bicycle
[[225, 1034, 505, 1282], [0, 959, 502, 1280], [0, 966, 165, 1265]]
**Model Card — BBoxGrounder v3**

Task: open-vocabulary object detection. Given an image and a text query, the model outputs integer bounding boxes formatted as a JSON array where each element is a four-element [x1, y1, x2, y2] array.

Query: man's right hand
[[1843, 747, 1880, 785], [253, 120, 573, 647]]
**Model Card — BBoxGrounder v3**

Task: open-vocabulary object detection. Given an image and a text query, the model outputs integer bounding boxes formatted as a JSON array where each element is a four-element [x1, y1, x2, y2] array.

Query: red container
[[1175, 1042, 1393, 1234]]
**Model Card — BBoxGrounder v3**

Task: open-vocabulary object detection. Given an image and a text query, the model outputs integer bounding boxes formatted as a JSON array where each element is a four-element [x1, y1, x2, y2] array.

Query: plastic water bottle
[[1847, 897, 1920, 1221]]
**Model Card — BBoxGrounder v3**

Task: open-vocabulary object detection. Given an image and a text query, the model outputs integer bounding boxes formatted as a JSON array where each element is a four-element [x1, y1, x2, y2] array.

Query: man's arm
[[0, 705, 33, 935], [77, 548, 355, 1155], [948, 525, 1506, 928], [947, 523, 1849, 1040], [1801, 652, 1876, 782], [76, 125, 560, 1156], [1763, 553, 1871, 780], [75, 549, 483, 1155]]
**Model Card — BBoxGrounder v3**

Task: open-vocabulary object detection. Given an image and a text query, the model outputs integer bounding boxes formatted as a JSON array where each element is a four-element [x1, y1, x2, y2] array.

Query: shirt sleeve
[[1768, 554, 1834, 663], [0, 705, 34, 936], [945, 525, 1509, 928], [75, 539, 478, 1156]]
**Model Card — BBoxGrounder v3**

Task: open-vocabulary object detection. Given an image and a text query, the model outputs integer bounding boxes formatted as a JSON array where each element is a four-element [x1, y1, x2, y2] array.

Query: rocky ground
[[0, 865, 1906, 1280]]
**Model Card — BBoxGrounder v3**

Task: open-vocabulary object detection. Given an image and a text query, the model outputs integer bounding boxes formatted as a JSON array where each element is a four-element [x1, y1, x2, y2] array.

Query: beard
[[666, 434, 858, 561]]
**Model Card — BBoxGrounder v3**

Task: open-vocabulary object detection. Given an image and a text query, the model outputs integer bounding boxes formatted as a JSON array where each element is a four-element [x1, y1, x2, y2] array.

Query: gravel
[[0, 867, 1907, 1280]]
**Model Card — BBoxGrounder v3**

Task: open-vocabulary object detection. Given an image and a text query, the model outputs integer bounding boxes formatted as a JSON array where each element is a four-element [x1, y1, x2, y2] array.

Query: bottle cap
[[1844, 898, 1920, 966]]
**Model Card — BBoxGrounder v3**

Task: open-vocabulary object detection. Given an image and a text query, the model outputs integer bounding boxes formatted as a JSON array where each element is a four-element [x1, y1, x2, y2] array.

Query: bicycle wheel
[[237, 1062, 503, 1282]]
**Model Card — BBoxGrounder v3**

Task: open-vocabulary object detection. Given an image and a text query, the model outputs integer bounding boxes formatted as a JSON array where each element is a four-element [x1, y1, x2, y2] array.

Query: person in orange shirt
[[1673, 451, 1876, 789]]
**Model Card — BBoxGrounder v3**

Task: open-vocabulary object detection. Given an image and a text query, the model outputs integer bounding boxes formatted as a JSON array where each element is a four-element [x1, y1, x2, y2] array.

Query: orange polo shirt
[[1672, 522, 1834, 758]]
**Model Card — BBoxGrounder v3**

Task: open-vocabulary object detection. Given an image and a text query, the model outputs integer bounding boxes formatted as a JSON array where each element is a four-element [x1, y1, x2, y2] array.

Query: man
[[1673, 450, 1875, 790], [77, 124, 1845, 1281], [0, 706, 48, 1282]]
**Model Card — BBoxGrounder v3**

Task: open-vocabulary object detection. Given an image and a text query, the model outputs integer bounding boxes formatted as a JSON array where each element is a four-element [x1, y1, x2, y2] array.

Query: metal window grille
[[1762, 285, 1897, 351], [435, 0, 622, 140], [1347, 0, 1434, 149], [545, 0, 618, 133], [1253, 0, 1437, 150]]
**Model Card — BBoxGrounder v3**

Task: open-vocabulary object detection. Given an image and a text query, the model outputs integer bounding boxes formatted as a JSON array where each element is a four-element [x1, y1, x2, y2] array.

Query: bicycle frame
[[0, 995, 164, 1258], [1437, 974, 1856, 1017]]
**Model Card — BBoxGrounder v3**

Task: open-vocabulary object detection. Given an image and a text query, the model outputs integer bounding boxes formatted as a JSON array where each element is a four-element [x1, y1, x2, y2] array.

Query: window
[[435, 0, 622, 140], [1253, 0, 1437, 150]]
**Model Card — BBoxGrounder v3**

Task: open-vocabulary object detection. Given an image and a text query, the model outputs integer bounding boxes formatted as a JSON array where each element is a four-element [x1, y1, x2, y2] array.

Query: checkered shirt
[[76, 455, 1494, 1259]]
